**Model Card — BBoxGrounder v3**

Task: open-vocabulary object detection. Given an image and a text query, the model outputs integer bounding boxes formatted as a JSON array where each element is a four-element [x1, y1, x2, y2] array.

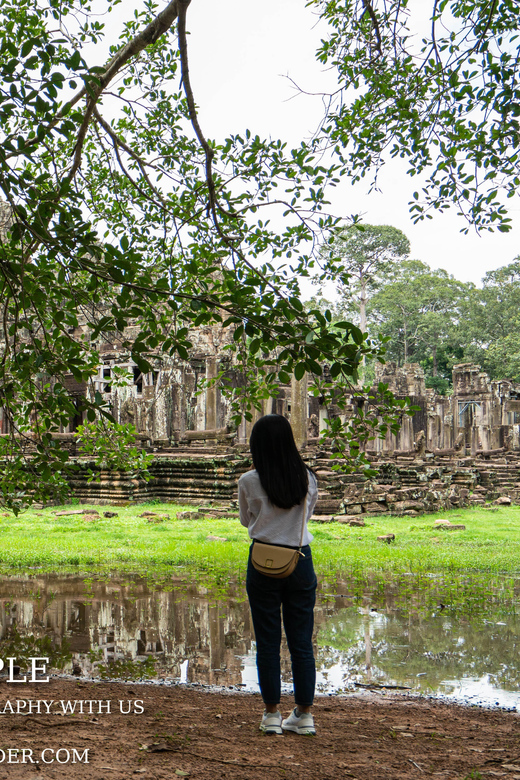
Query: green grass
[[311, 505, 520, 576], [0, 502, 519, 577]]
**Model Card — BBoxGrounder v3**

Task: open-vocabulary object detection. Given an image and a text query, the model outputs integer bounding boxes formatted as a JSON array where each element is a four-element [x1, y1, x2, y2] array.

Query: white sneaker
[[259, 710, 283, 735], [282, 708, 316, 735]]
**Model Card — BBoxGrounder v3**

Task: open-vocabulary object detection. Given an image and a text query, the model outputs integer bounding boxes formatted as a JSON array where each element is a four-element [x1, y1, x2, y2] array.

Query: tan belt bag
[[251, 496, 308, 579]]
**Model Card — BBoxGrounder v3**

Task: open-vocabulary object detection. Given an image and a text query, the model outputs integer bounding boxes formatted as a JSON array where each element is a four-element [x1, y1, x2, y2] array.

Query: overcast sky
[[185, 0, 519, 286], [105, 0, 519, 287]]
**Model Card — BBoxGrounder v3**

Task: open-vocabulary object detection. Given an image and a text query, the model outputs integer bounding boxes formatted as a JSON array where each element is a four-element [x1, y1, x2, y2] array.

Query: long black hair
[[249, 414, 312, 509]]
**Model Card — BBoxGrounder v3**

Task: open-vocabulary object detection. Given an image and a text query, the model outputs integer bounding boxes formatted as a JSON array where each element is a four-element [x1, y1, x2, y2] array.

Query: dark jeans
[[246, 543, 317, 707]]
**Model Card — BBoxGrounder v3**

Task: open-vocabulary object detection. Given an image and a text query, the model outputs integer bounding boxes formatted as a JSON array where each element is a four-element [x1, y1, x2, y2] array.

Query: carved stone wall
[[67, 450, 250, 505], [61, 442, 520, 518], [370, 362, 520, 457]]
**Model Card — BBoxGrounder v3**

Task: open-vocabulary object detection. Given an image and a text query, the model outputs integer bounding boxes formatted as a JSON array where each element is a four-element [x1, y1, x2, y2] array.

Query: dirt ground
[[0, 678, 517, 779]]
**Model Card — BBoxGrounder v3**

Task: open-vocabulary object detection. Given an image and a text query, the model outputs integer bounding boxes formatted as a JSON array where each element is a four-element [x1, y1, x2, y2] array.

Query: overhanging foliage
[[0, 0, 418, 509], [311, 0, 520, 231]]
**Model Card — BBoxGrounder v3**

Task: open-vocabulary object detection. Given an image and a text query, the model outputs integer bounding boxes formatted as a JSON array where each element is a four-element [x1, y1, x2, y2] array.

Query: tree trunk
[[359, 275, 367, 335], [359, 275, 367, 380]]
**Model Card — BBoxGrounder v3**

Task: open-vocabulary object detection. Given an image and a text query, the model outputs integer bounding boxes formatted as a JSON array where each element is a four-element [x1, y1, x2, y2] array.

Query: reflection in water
[[0, 573, 518, 709]]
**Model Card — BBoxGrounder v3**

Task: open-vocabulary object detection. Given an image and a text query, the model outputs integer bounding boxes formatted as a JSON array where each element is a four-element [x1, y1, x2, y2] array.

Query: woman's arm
[[238, 479, 252, 528], [306, 471, 319, 520]]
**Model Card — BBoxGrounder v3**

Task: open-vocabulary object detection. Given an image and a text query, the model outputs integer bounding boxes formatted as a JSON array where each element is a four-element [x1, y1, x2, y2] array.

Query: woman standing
[[238, 414, 318, 735]]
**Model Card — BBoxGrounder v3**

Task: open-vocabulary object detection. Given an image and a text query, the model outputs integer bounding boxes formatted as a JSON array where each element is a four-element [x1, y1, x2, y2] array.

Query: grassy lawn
[[0, 502, 519, 576]]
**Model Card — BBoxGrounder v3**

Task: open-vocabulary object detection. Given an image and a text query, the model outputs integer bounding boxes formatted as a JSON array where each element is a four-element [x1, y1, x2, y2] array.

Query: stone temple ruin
[[1, 186, 520, 516], [2, 278, 520, 516], [54, 343, 520, 516]]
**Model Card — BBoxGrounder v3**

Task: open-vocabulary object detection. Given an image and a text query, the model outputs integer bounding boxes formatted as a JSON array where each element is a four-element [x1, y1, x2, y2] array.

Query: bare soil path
[[0, 679, 518, 779]]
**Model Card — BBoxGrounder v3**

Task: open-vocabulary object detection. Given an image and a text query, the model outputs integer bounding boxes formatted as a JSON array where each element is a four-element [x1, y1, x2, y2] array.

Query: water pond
[[0, 571, 518, 710]]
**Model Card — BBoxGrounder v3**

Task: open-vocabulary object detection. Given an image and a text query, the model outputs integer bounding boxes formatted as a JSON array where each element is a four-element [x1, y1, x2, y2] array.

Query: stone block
[[438, 523, 466, 531], [343, 485, 364, 497], [394, 500, 422, 512], [54, 509, 99, 516], [335, 516, 366, 526], [494, 496, 512, 505], [362, 502, 387, 513], [377, 533, 395, 543], [342, 504, 362, 515], [362, 483, 388, 495], [82, 514, 99, 522], [312, 515, 334, 524]]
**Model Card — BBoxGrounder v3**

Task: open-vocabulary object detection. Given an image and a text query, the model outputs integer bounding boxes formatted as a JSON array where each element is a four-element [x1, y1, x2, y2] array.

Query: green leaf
[[294, 363, 306, 381]]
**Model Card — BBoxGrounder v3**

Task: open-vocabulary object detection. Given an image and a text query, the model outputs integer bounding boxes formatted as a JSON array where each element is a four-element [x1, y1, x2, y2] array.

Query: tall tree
[[461, 260, 520, 381], [367, 260, 469, 390], [319, 225, 410, 334]]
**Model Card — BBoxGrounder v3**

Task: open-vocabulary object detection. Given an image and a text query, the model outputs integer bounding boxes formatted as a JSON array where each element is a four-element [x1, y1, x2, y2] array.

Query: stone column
[[205, 357, 218, 431], [244, 406, 263, 445], [290, 373, 308, 449], [262, 396, 274, 416], [480, 425, 491, 451], [394, 412, 413, 452]]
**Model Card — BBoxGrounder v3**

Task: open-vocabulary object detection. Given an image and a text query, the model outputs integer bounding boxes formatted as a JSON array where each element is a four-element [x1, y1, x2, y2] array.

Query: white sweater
[[238, 469, 318, 547]]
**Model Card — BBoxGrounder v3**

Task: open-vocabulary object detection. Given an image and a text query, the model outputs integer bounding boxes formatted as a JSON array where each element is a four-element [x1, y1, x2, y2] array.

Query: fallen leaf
[[175, 771, 190, 777]]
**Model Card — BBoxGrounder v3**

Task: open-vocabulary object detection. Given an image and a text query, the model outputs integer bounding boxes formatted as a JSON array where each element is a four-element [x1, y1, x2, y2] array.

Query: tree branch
[[92, 106, 171, 214], [360, 0, 383, 57], [176, 0, 215, 216], [5, 0, 181, 160]]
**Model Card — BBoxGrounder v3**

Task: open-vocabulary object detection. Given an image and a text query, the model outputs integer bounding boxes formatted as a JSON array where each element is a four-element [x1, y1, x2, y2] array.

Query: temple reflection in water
[[0, 573, 518, 710]]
